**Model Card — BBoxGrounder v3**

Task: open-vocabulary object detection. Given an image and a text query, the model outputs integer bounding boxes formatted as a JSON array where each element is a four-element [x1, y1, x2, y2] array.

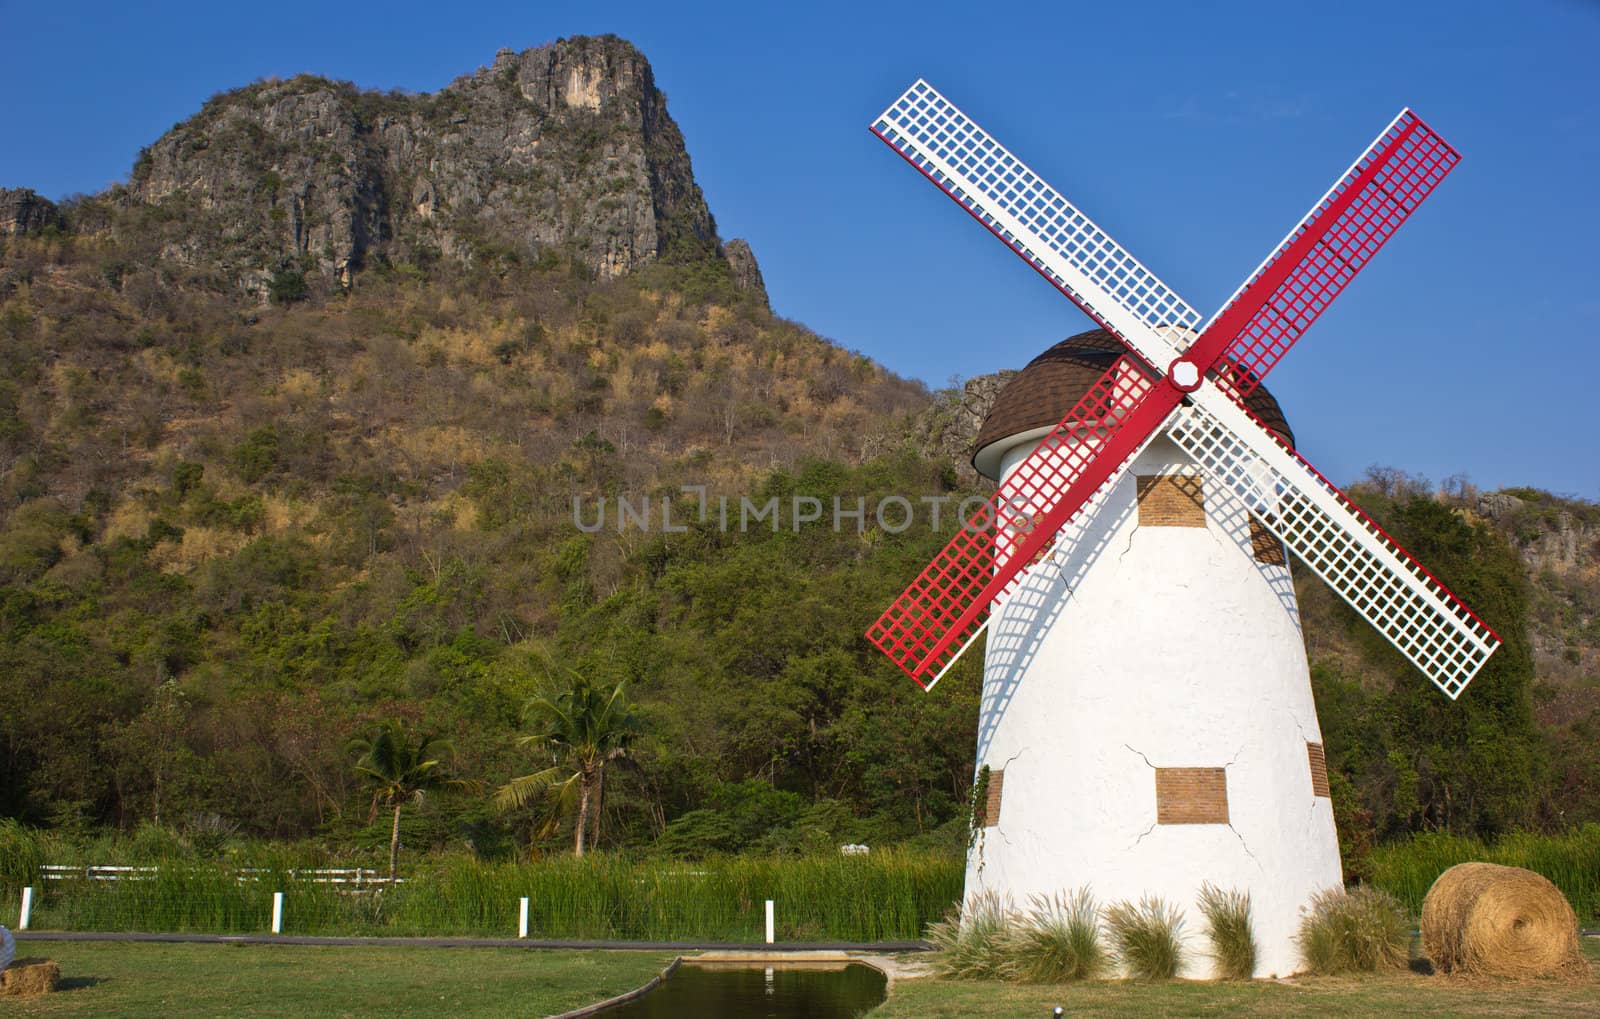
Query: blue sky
[[2, 0, 1597, 497]]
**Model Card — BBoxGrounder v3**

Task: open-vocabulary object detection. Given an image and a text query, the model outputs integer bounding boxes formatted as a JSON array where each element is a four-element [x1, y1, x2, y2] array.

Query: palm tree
[[493, 673, 642, 856], [349, 721, 455, 879]]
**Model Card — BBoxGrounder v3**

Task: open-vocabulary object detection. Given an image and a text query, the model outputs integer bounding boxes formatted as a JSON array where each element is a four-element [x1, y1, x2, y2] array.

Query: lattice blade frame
[[867, 356, 1168, 687], [871, 80, 1199, 371], [1165, 398, 1499, 698], [1208, 110, 1461, 396], [870, 79, 1491, 696]]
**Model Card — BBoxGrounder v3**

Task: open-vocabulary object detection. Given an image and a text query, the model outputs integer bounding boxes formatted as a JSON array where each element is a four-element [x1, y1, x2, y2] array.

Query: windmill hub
[[1167, 358, 1202, 392]]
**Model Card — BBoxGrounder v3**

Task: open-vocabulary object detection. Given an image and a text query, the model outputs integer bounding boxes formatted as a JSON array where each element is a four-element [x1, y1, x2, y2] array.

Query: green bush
[[1196, 883, 1256, 980], [230, 426, 281, 483], [268, 267, 308, 305], [925, 890, 1013, 980], [1296, 886, 1409, 974], [0, 818, 45, 892], [1104, 895, 1184, 979], [1001, 889, 1106, 983]]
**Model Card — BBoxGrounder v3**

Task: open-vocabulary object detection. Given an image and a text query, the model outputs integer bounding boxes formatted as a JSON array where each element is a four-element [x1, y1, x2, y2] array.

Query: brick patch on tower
[[1307, 742, 1331, 798], [1154, 767, 1229, 824], [1249, 515, 1287, 565], [1136, 474, 1205, 527], [981, 768, 1004, 827]]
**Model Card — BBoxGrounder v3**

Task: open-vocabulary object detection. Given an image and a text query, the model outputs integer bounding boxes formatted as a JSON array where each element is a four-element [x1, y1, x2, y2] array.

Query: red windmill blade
[[866, 81, 1498, 696], [866, 353, 1161, 684]]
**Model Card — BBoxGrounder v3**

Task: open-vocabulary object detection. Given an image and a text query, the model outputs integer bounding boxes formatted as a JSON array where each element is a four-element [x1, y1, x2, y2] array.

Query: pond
[[600, 961, 888, 1018]]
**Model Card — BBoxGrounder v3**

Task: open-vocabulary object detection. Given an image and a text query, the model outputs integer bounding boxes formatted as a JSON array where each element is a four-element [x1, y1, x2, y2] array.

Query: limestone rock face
[[116, 35, 735, 298], [0, 189, 63, 236], [864, 370, 1016, 483], [922, 371, 1019, 479], [1478, 491, 1595, 578], [722, 238, 769, 308]]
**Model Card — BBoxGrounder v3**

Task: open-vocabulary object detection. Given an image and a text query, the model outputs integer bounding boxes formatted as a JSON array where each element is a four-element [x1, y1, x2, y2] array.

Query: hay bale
[[1, 958, 61, 997], [1421, 862, 1589, 980]]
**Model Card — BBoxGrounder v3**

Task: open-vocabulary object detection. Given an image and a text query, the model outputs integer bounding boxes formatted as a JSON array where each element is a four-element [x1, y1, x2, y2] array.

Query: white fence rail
[[40, 865, 402, 888]]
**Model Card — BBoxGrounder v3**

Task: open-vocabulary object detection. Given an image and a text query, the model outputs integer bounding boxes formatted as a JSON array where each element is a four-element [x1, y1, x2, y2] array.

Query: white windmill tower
[[864, 81, 1500, 978]]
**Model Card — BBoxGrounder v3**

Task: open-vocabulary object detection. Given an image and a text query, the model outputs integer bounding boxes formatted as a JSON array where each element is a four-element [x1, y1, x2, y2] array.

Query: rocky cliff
[[862, 371, 1015, 483], [1474, 488, 1600, 695], [0, 188, 63, 236], [721, 238, 768, 308], [109, 35, 757, 299]]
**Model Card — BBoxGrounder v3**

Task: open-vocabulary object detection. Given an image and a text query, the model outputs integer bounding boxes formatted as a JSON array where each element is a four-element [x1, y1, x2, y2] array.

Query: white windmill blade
[[1165, 398, 1500, 699], [872, 80, 1200, 370]]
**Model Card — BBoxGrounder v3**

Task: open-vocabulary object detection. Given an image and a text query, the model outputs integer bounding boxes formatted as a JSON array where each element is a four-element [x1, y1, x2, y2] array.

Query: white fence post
[[19, 886, 33, 930], [271, 891, 283, 934], [765, 899, 774, 944], [518, 897, 529, 939]]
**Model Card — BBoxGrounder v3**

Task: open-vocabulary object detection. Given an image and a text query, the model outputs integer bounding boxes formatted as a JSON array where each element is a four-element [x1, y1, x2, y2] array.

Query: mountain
[[99, 35, 751, 301]]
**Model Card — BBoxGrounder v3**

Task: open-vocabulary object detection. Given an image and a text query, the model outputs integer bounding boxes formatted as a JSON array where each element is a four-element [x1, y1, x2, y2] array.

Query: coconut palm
[[349, 721, 456, 878], [493, 673, 642, 856]]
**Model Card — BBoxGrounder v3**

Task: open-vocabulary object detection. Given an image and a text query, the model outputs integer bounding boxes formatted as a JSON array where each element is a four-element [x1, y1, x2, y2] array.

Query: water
[[601, 961, 888, 1018]]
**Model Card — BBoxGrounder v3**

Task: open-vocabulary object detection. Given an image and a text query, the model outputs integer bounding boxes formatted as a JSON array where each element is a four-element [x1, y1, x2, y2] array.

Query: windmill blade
[[1165, 398, 1499, 699], [871, 80, 1199, 369], [870, 81, 1491, 695], [867, 356, 1169, 688], [1202, 110, 1460, 397], [873, 82, 1461, 401]]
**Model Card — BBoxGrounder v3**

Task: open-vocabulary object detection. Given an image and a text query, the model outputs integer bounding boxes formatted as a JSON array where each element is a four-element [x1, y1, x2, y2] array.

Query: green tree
[[107, 678, 195, 827], [493, 674, 643, 856], [1330, 474, 1545, 837], [348, 722, 456, 878], [268, 267, 308, 305]]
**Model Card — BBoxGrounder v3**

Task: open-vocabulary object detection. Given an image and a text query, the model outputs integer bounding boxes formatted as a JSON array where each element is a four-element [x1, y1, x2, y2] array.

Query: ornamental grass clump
[[925, 890, 1014, 980], [1196, 882, 1257, 980], [1296, 885, 1409, 975], [1001, 889, 1107, 983], [1104, 895, 1184, 979]]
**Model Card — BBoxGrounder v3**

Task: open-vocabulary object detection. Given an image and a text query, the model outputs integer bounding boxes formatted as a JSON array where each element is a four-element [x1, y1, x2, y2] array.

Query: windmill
[[864, 81, 1500, 977]]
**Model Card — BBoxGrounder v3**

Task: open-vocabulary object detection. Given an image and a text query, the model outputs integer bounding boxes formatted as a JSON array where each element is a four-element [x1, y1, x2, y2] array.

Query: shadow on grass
[[54, 975, 109, 992]]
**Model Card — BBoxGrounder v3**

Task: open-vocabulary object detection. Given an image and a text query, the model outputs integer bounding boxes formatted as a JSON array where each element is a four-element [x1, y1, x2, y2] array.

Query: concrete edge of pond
[[547, 951, 911, 1018], [546, 957, 683, 1019], [683, 950, 927, 987]]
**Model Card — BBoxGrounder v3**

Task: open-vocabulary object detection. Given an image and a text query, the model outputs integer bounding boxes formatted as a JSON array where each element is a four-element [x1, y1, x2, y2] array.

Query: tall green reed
[[19, 846, 963, 941], [1369, 824, 1600, 924]]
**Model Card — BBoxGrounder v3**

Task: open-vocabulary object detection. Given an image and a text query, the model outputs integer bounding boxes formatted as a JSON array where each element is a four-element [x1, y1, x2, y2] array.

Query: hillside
[[0, 36, 1595, 862], [0, 37, 975, 853]]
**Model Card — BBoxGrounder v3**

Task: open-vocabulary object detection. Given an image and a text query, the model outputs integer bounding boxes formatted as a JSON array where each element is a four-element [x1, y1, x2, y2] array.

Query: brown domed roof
[[971, 329, 1295, 480]]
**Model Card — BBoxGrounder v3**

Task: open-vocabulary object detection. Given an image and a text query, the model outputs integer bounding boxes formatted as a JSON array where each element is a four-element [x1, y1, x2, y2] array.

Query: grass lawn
[[5, 938, 1595, 1017], [868, 939, 1600, 1017], [5, 940, 674, 1018]]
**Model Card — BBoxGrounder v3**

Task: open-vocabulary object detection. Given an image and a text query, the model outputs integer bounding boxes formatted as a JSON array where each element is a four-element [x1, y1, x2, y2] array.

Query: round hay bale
[[1, 958, 61, 997], [1421, 862, 1588, 980]]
